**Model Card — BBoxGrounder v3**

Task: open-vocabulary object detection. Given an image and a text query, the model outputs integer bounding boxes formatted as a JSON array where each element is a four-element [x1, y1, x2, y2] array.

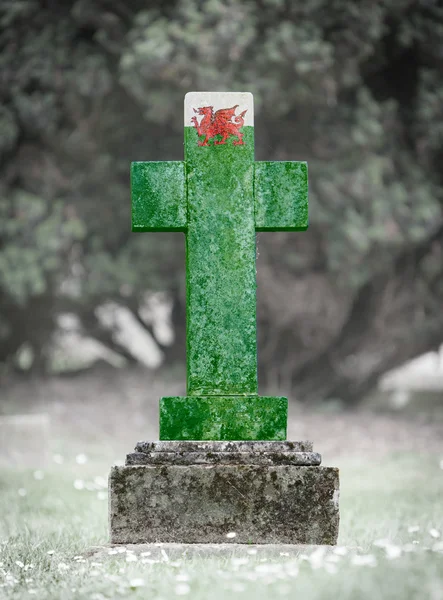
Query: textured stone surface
[[131, 161, 186, 232], [130, 440, 319, 466], [130, 91, 309, 440], [160, 395, 287, 440], [185, 124, 256, 395], [135, 441, 314, 453], [126, 451, 321, 466], [114, 93, 337, 547], [109, 464, 339, 545], [255, 161, 308, 231]]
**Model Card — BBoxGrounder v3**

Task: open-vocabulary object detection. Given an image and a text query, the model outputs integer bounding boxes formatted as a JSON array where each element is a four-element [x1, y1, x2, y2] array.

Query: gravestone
[[109, 92, 339, 544]]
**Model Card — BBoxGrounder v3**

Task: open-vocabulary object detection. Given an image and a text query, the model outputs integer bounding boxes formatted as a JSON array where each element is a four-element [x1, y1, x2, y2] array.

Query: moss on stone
[[109, 464, 339, 544]]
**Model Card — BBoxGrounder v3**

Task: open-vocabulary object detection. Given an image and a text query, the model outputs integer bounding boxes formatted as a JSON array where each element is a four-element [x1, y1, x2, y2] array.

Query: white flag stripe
[[184, 92, 254, 127]]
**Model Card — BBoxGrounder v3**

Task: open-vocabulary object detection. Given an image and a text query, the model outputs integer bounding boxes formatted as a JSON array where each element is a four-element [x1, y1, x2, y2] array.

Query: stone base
[[109, 442, 339, 545]]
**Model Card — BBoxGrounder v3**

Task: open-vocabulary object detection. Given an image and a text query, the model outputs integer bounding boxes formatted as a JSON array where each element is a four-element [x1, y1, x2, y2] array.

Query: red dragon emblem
[[191, 104, 247, 146]]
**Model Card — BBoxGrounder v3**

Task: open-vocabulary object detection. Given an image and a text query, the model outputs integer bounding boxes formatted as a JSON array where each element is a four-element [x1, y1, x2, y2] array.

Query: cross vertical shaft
[[185, 121, 256, 396]]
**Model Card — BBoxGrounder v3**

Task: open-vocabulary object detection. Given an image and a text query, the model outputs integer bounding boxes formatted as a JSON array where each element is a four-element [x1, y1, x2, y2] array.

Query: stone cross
[[132, 92, 308, 441]]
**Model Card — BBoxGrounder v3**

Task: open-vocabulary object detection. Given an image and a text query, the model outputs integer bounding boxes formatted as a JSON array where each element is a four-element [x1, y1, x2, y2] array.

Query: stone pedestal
[[109, 441, 339, 545]]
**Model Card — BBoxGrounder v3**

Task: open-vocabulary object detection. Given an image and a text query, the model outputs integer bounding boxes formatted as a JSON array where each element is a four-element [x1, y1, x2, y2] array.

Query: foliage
[[0, 0, 442, 398]]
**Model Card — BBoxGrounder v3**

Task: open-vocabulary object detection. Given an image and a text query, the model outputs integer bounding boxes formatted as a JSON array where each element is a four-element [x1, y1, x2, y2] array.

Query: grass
[[0, 370, 443, 599]]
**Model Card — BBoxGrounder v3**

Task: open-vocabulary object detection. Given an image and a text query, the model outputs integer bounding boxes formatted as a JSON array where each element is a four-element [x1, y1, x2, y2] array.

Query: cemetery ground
[[0, 367, 442, 600]]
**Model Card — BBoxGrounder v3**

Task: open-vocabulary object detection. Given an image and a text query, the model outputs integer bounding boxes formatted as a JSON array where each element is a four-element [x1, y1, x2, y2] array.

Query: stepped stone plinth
[[110, 441, 339, 544]]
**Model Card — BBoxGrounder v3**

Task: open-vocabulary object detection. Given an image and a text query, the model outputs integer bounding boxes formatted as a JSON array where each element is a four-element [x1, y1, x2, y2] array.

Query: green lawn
[[0, 373, 442, 599]]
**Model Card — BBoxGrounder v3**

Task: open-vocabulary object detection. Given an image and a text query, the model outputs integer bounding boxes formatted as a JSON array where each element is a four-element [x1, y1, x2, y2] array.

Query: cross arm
[[254, 161, 308, 231], [131, 161, 187, 232]]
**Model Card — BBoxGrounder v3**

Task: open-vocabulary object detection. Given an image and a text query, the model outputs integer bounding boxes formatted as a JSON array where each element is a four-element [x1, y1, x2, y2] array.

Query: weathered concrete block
[[135, 441, 314, 453], [126, 451, 322, 466], [128, 440, 320, 466], [109, 441, 339, 545]]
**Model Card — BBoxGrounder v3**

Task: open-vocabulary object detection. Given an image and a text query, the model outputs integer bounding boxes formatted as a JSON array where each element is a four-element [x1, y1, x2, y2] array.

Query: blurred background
[[1, 7, 443, 596], [1, 0, 443, 440]]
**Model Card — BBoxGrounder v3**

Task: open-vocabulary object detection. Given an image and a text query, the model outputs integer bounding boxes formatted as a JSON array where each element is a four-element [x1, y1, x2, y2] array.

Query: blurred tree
[[0, 0, 442, 403]]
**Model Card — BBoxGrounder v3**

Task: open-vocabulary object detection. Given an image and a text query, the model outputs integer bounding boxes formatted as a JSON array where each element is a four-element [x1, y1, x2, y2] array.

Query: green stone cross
[[131, 92, 308, 441]]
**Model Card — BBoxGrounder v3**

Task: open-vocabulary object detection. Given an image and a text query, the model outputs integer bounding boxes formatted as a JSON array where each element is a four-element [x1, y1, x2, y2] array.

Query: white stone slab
[[185, 92, 254, 127]]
